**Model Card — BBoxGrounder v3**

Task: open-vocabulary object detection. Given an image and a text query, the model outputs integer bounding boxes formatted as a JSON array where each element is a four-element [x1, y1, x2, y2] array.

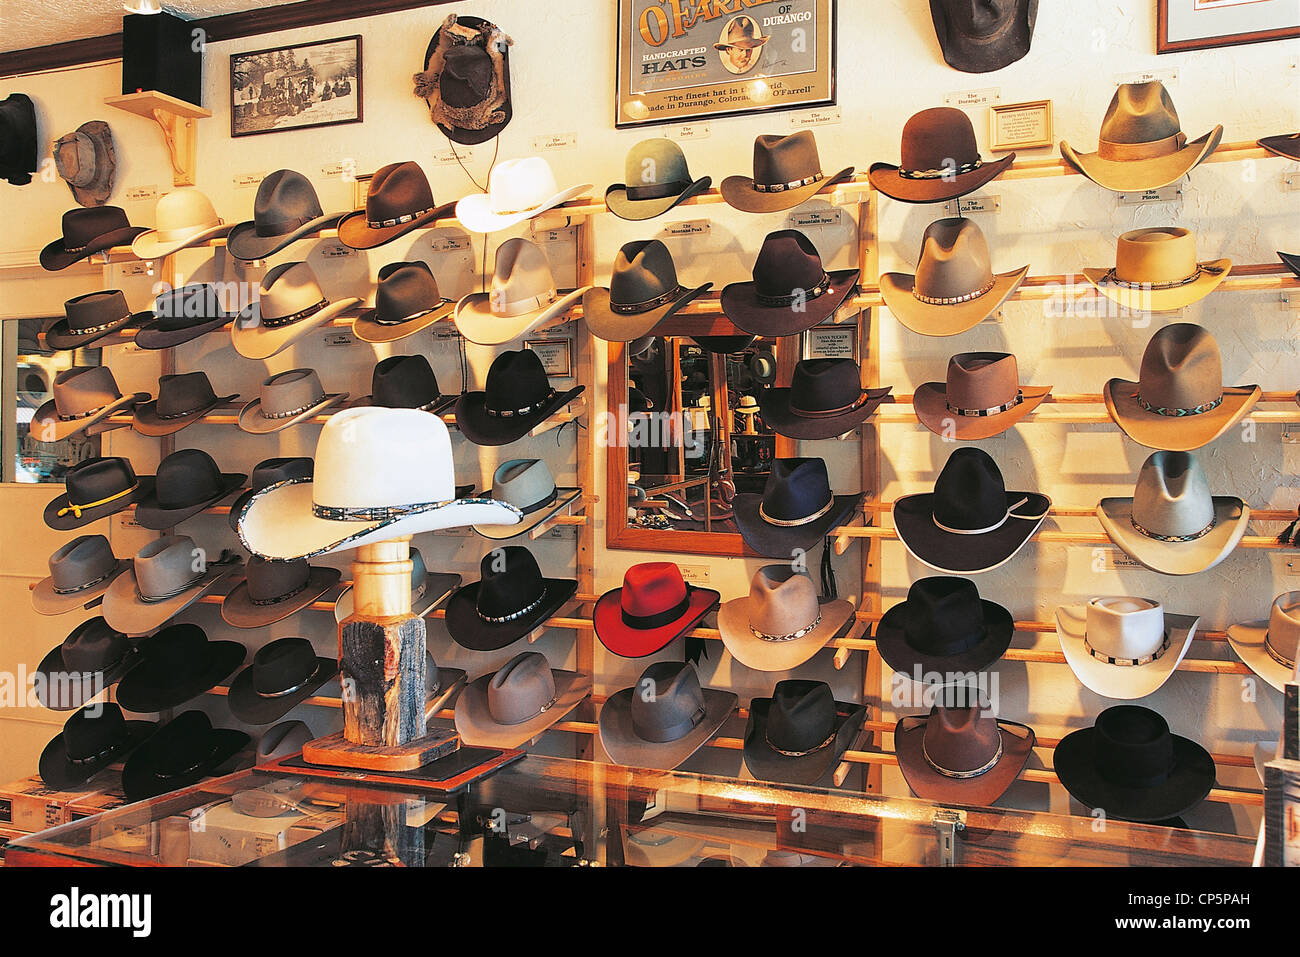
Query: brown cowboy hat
[[914, 352, 1050, 439], [895, 698, 1035, 806], [721, 130, 853, 213], [337, 161, 454, 249], [1258, 132, 1300, 162], [870, 107, 1014, 203]]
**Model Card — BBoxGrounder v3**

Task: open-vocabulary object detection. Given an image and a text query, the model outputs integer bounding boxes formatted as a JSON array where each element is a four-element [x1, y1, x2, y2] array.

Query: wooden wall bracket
[[104, 91, 211, 187]]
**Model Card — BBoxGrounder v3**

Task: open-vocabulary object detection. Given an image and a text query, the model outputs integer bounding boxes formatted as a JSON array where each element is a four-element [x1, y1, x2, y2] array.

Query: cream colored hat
[[232, 261, 360, 360], [454, 238, 586, 345], [1056, 597, 1199, 700], [454, 157, 591, 233], [1226, 591, 1300, 693], [131, 188, 231, 259], [717, 565, 853, 672], [1084, 228, 1230, 313]]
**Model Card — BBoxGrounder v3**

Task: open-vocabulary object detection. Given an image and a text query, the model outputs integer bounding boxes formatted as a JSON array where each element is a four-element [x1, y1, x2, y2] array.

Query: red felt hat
[[594, 562, 720, 658]]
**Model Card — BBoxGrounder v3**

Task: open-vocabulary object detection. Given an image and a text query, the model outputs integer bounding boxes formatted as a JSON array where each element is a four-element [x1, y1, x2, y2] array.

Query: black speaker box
[[121, 11, 203, 107]]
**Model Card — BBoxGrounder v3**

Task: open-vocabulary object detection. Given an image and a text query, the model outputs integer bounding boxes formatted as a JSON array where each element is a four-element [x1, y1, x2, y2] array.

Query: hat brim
[[599, 685, 737, 770], [334, 571, 460, 623], [894, 715, 1034, 806], [875, 597, 1014, 675], [1259, 134, 1300, 161], [237, 392, 348, 434], [868, 154, 1014, 203], [133, 472, 246, 530], [1096, 497, 1248, 576], [237, 478, 522, 561], [232, 298, 361, 360], [132, 393, 240, 437], [221, 566, 342, 628], [582, 282, 712, 343], [453, 385, 586, 447], [473, 486, 582, 540], [227, 656, 339, 725], [1053, 724, 1215, 822], [594, 585, 721, 658], [39, 225, 148, 271], [353, 300, 456, 343], [115, 639, 246, 712], [45, 309, 150, 351], [131, 222, 233, 261], [1226, 620, 1295, 694], [34, 639, 143, 711], [720, 268, 860, 337], [893, 491, 1051, 574], [39, 719, 156, 790], [121, 727, 251, 801], [732, 492, 861, 558], [101, 564, 239, 638], [720, 166, 855, 213], [347, 391, 460, 414], [31, 391, 147, 443], [1056, 604, 1199, 700], [454, 287, 586, 346], [914, 383, 1051, 440], [445, 577, 579, 651], [758, 386, 892, 440], [31, 558, 132, 615], [225, 212, 347, 261], [454, 669, 589, 749], [605, 176, 713, 221], [691, 334, 757, 354], [1082, 259, 1231, 312], [1281, 251, 1300, 279], [134, 313, 235, 350], [1060, 127, 1224, 192], [743, 698, 865, 786], [336, 201, 456, 250], [1103, 379, 1259, 451], [717, 597, 853, 672], [880, 265, 1029, 336], [45, 476, 154, 531], [454, 184, 592, 234]]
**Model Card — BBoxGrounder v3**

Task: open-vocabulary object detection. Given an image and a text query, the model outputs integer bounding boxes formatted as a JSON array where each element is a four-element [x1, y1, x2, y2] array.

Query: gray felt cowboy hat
[[32, 534, 131, 616], [472, 458, 581, 541], [1226, 591, 1300, 693], [721, 130, 853, 213], [583, 239, 711, 343], [101, 535, 240, 636], [455, 651, 590, 749], [606, 139, 712, 221], [222, 555, 341, 629], [238, 368, 347, 434], [30, 366, 147, 443], [599, 660, 736, 770]]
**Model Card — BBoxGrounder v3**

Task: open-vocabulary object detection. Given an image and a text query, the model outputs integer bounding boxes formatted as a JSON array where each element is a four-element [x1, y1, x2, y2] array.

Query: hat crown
[[747, 565, 821, 636], [902, 576, 988, 655], [441, 45, 493, 106], [1136, 321, 1223, 410], [1113, 227, 1200, 284], [900, 108, 981, 171], [365, 161, 437, 222], [789, 358, 864, 413], [937, 0, 1025, 37], [476, 545, 547, 619], [253, 169, 326, 237], [251, 637, 318, 696], [312, 407, 458, 511], [931, 446, 1011, 531], [487, 651, 557, 725], [1085, 597, 1167, 660], [64, 456, 137, 508], [52, 366, 124, 417], [64, 289, 129, 334], [630, 660, 708, 743], [257, 720, 313, 762], [1131, 450, 1215, 537], [1266, 591, 1300, 662], [370, 354, 443, 409], [752, 130, 823, 187], [624, 138, 692, 189], [914, 217, 995, 300], [483, 348, 555, 414], [155, 371, 220, 418], [620, 562, 690, 620], [761, 457, 835, 523], [256, 261, 328, 322], [488, 238, 558, 315], [1092, 704, 1175, 786], [374, 261, 441, 323], [609, 239, 681, 307], [492, 458, 557, 510], [153, 283, 230, 331], [151, 710, 219, 777], [155, 448, 226, 509], [487, 157, 561, 215], [60, 205, 132, 249], [49, 534, 117, 591], [923, 701, 1002, 773], [259, 368, 326, 415], [61, 617, 129, 674], [945, 351, 1020, 409], [766, 679, 836, 752], [1101, 81, 1182, 146], [249, 457, 313, 492], [54, 128, 96, 186], [141, 623, 210, 681], [133, 536, 206, 603], [245, 555, 311, 604], [63, 702, 129, 762], [152, 188, 221, 234], [752, 229, 829, 296]]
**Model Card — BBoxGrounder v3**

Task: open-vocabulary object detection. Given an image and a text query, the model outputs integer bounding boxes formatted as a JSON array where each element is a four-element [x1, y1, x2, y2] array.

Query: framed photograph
[[1157, 0, 1300, 53], [989, 100, 1053, 152], [230, 36, 362, 138], [615, 0, 835, 127]]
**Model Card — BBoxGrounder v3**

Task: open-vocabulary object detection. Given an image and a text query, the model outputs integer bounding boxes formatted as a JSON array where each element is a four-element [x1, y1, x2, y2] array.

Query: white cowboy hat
[[1226, 591, 1300, 693], [232, 261, 360, 360], [1056, 598, 1199, 700], [130, 188, 232, 260], [454, 157, 591, 234]]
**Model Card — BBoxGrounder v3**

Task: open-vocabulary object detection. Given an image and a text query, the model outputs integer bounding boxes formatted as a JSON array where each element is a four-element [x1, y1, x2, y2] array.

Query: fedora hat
[[1226, 591, 1300, 693], [0, 92, 37, 186], [135, 283, 238, 350], [455, 157, 591, 233], [1061, 81, 1223, 192], [238, 407, 522, 561], [233, 261, 360, 359], [40, 205, 145, 270], [759, 358, 892, 440], [414, 14, 513, 145], [1084, 229, 1230, 312], [45, 456, 154, 530], [718, 566, 854, 672], [594, 563, 721, 658], [880, 218, 1029, 335], [32, 534, 131, 615], [132, 448, 244, 529], [1054, 704, 1215, 822], [334, 548, 459, 622], [1105, 324, 1259, 450], [744, 680, 866, 787], [226, 169, 347, 261], [228, 637, 338, 725], [53, 120, 116, 207], [351, 354, 459, 413], [30, 366, 146, 443], [131, 188, 231, 259], [1056, 598, 1200, 700], [894, 447, 1050, 574], [600, 660, 737, 770], [445, 545, 578, 651], [454, 349, 586, 447], [239, 369, 347, 434], [473, 458, 581, 540], [115, 623, 245, 712], [721, 230, 860, 336], [1258, 132, 1300, 161], [606, 139, 712, 221], [455, 651, 590, 749], [455, 238, 588, 345], [102, 536, 240, 636], [930, 0, 1037, 73], [222, 555, 341, 629], [34, 617, 143, 711], [875, 576, 1014, 675], [256, 720, 314, 764], [40, 704, 155, 790], [914, 352, 1051, 439], [721, 130, 853, 213], [354, 261, 455, 343], [229, 457, 313, 532], [133, 371, 238, 436], [121, 710, 251, 801], [338, 161, 454, 249], [870, 108, 1014, 203], [1097, 450, 1248, 576], [583, 240, 711, 343], [895, 697, 1035, 805], [733, 458, 861, 557], [44, 289, 150, 351]]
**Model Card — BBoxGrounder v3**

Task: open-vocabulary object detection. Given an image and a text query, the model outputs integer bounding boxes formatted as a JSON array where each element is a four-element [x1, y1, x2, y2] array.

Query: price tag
[[662, 219, 710, 238], [943, 88, 1000, 108], [789, 106, 841, 129], [532, 132, 578, 152], [124, 185, 158, 203]]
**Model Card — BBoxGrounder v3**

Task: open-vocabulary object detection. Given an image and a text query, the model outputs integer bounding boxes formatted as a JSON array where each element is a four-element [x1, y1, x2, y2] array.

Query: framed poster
[[615, 0, 835, 128], [1157, 0, 1300, 53], [230, 36, 363, 137]]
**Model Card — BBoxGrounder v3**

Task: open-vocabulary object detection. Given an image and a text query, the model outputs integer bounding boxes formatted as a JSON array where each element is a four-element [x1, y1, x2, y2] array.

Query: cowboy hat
[[131, 187, 231, 259], [226, 169, 347, 261], [238, 407, 522, 561], [1054, 704, 1215, 823], [414, 14, 513, 145], [132, 371, 238, 436], [30, 367, 147, 443], [870, 108, 1014, 203], [32, 534, 131, 615], [606, 139, 712, 221], [875, 576, 1014, 675], [1056, 598, 1200, 700], [114, 623, 245, 712], [454, 348, 585, 446], [744, 680, 865, 786], [353, 261, 455, 343], [134, 283, 238, 350], [715, 14, 769, 50], [229, 458, 313, 532], [350, 354, 460, 412], [759, 358, 892, 440], [733, 458, 862, 557], [583, 239, 711, 343], [337, 161, 455, 249], [222, 555, 341, 629], [914, 352, 1050, 439], [895, 697, 1035, 805], [1097, 450, 1248, 576], [132, 449, 244, 529], [455, 238, 587, 345], [472, 458, 581, 540], [722, 229, 860, 337], [880, 218, 1028, 336], [455, 651, 590, 749], [334, 548, 458, 622], [40, 205, 145, 271], [102, 537, 240, 637], [445, 545, 578, 651], [238, 369, 347, 434], [52, 120, 116, 207], [0, 93, 37, 186], [454, 156, 590, 233], [34, 617, 143, 711], [40, 704, 155, 790], [1061, 81, 1223, 192], [45, 456, 153, 530], [121, 710, 251, 801], [599, 660, 736, 770], [1104, 323, 1259, 450], [1226, 591, 1300, 693], [930, 0, 1037, 74], [1084, 228, 1231, 313], [718, 565, 853, 672], [721, 130, 853, 213], [227, 637, 338, 725], [1258, 132, 1300, 161], [594, 562, 720, 658], [256, 720, 315, 764], [44, 290, 150, 351], [233, 261, 360, 360]]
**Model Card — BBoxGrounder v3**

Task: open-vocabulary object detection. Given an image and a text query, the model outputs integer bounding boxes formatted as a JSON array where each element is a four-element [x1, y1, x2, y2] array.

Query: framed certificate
[[989, 100, 1053, 152]]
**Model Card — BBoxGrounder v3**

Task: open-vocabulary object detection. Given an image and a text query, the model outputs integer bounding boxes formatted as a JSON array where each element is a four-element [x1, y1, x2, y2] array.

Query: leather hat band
[[260, 298, 327, 329], [68, 314, 129, 336], [515, 486, 558, 516], [1130, 516, 1216, 543], [485, 389, 558, 418], [58, 402, 114, 422], [759, 496, 833, 528], [750, 610, 822, 643], [367, 205, 436, 229], [766, 726, 836, 757], [1265, 637, 1296, 669], [610, 284, 683, 315], [755, 272, 831, 308], [1096, 132, 1186, 162], [67, 738, 127, 767], [261, 397, 325, 420], [478, 589, 547, 625], [250, 578, 310, 607], [52, 565, 118, 596], [625, 179, 691, 201], [789, 389, 871, 418], [1101, 265, 1208, 289]]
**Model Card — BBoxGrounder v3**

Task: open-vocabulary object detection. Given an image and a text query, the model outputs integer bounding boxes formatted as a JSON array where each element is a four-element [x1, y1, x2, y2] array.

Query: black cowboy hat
[[354, 261, 455, 343], [732, 458, 861, 557], [455, 349, 585, 446], [31, 534, 131, 615], [351, 353, 459, 412], [40, 703, 156, 790], [875, 576, 1014, 675], [45, 456, 154, 531], [132, 371, 239, 436], [135, 283, 238, 350], [121, 710, 251, 801], [226, 169, 347, 261], [35, 617, 144, 711], [744, 680, 866, 787], [115, 624, 245, 713], [228, 457, 313, 532], [132, 448, 245, 530], [445, 546, 577, 651], [227, 637, 338, 725], [40, 206, 146, 271], [720, 230, 859, 337], [760, 358, 892, 440]]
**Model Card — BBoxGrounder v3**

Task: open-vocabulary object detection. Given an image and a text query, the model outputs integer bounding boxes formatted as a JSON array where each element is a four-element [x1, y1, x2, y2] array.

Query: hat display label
[[990, 100, 1053, 152], [1114, 68, 1179, 87], [1117, 185, 1183, 206], [940, 195, 1001, 216], [532, 132, 578, 152], [431, 147, 474, 165], [232, 172, 268, 189], [123, 185, 158, 203], [524, 339, 573, 378], [788, 106, 841, 129], [788, 207, 842, 229], [666, 122, 711, 141], [323, 330, 355, 347], [662, 219, 711, 238], [803, 326, 856, 361], [1281, 172, 1300, 192], [678, 563, 711, 586], [319, 241, 354, 258], [428, 232, 472, 252], [942, 88, 1000, 108]]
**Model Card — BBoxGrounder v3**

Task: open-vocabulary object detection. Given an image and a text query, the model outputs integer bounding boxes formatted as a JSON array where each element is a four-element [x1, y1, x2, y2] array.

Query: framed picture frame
[[802, 325, 858, 362], [615, 0, 835, 128], [989, 100, 1053, 152], [1157, 0, 1300, 54], [525, 339, 574, 378], [230, 35, 363, 138]]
